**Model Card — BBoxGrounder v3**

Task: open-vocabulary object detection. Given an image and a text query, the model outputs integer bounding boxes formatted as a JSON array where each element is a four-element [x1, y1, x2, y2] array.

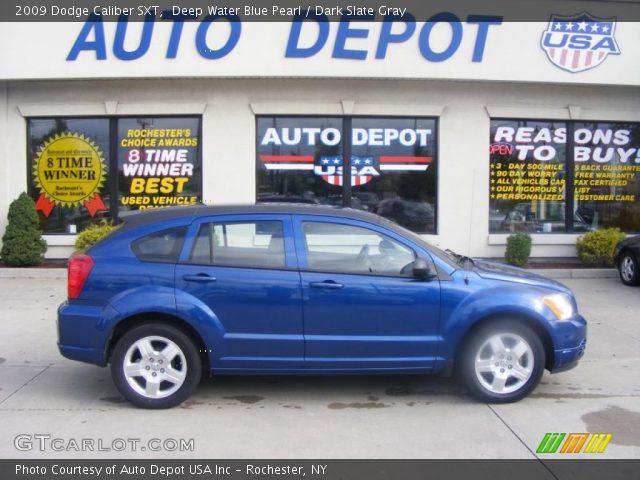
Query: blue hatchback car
[[58, 204, 587, 408]]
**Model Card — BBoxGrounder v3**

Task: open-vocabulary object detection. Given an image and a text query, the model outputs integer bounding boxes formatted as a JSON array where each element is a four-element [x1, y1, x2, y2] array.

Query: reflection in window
[[489, 119, 568, 233], [573, 122, 640, 232], [190, 221, 285, 269], [256, 116, 438, 234], [28, 118, 110, 234], [303, 222, 415, 275]]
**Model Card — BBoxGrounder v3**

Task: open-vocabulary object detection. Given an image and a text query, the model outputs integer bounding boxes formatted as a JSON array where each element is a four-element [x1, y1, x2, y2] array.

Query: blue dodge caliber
[[58, 205, 587, 408]]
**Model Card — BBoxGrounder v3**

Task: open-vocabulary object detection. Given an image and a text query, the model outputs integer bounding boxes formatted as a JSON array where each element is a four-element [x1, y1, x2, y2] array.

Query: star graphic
[[590, 23, 600, 32], [333, 159, 340, 165], [601, 24, 610, 33], [321, 159, 329, 165], [553, 22, 563, 30], [577, 21, 587, 31], [364, 159, 372, 165], [564, 22, 574, 30]]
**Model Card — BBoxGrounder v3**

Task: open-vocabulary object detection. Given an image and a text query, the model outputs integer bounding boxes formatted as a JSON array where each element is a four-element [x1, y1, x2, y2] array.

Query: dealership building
[[0, 13, 639, 259]]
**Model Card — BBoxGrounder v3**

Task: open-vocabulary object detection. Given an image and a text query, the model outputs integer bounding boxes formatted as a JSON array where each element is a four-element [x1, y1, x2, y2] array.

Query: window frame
[[26, 114, 203, 235], [255, 114, 440, 234]]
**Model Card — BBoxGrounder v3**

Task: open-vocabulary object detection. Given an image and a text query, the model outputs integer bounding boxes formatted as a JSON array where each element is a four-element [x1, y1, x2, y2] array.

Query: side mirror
[[413, 258, 435, 279]]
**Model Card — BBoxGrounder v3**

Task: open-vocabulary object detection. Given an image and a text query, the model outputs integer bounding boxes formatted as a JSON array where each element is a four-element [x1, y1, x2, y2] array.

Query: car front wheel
[[618, 252, 640, 286], [459, 320, 545, 403], [111, 323, 202, 408]]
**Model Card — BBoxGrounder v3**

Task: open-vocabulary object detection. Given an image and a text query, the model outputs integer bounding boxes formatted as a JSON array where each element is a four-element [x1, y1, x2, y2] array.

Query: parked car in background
[[614, 235, 640, 286], [375, 198, 435, 233], [58, 204, 586, 408]]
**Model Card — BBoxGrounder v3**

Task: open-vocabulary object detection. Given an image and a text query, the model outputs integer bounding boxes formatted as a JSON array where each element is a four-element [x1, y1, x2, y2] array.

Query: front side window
[[256, 116, 438, 233], [302, 222, 415, 276], [190, 221, 285, 269]]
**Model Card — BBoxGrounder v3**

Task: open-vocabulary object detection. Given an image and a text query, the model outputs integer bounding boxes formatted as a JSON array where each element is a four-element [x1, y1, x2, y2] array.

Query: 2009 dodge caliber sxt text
[[58, 204, 587, 408]]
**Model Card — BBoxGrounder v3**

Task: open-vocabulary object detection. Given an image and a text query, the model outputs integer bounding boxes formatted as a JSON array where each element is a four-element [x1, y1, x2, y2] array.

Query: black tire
[[618, 251, 640, 286], [110, 323, 202, 409], [458, 320, 545, 403]]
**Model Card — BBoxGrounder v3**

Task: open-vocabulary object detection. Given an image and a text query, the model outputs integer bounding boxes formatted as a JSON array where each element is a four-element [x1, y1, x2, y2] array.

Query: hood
[[473, 259, 571, 294]]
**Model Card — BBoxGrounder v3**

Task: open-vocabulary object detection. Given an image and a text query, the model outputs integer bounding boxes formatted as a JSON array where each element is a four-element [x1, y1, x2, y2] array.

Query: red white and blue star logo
[[540, 12, 620, 73], [259, 154, 431, 187]]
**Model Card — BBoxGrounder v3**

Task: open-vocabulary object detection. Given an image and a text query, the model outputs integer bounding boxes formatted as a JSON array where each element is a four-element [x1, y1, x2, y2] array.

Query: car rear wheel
[[459, 320, 545, 403], [619, 252, 640, 286], [111, 323, 202, 409]]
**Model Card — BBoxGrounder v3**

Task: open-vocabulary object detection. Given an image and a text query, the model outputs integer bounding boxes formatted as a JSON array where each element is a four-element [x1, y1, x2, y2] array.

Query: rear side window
[[189, 221, 285, 269], [132, 226, 187, 263]]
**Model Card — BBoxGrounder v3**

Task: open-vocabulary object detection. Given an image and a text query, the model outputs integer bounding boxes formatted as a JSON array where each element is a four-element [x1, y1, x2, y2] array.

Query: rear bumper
[[549, 315, 587, 373], [57, 301, 110, 367]]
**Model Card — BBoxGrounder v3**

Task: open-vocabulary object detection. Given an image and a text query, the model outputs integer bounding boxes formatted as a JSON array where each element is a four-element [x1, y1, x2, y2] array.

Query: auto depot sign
[[0, 13, 638, 84]]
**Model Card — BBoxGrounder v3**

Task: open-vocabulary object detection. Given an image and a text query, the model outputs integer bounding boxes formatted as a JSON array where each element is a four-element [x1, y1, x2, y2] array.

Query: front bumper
[[549, 314, 587, 373]]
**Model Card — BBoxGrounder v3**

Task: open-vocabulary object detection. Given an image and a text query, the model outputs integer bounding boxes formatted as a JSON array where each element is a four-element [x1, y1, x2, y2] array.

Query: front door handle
[[309, 281, 344, 289], [183, 274, 217, 283]]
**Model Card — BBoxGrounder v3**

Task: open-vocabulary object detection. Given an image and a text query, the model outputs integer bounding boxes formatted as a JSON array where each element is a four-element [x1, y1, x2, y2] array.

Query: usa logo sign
[[540, 12, 620, 73]]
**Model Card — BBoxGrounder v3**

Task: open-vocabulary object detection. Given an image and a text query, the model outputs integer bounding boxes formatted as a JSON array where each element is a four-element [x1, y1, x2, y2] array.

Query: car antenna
[[464, 169, 477, 284]]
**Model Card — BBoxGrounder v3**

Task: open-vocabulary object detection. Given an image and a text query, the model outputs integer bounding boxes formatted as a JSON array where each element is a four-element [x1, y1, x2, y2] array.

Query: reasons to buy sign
[[118, 119, 201, 210], [32, 132, 107, 217], [490, 123, 640, 203]]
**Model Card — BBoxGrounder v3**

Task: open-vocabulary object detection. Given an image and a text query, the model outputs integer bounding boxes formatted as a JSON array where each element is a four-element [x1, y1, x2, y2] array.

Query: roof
[[119, 203, 389, 228]]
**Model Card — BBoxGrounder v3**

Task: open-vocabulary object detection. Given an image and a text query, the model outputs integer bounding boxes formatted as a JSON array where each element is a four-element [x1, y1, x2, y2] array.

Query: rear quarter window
[[131, 226, 187, 263]]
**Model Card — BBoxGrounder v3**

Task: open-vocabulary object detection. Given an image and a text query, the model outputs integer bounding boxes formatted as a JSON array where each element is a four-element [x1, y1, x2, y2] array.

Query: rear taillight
[[68, 253, 94, 299]]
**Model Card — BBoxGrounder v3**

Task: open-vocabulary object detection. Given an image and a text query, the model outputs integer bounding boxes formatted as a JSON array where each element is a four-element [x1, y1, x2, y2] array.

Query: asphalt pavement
[[0, 273, 638, 459]]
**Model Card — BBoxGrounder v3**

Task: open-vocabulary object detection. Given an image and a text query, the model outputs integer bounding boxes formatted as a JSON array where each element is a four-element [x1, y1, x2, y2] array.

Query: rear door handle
[[183, 274, 217, 283], [309, 281, 344, 289]]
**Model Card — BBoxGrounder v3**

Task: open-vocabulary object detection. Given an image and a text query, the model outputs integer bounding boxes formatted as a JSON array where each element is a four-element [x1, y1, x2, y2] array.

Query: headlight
[[543, 293, 575, 321]]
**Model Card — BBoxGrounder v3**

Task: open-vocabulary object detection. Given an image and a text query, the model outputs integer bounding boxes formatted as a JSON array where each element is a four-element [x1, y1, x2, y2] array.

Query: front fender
[[439, 279, 556, 362]]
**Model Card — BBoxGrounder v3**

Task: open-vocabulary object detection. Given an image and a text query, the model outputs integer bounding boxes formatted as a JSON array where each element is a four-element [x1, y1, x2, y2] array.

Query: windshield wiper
[[445, 249, 475, 267]]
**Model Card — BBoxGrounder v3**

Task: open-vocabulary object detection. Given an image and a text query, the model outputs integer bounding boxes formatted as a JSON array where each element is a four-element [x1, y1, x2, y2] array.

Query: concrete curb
[[529, 268, 618, 279], [0, 267, 619, 280], [0, 268, 66, 279]]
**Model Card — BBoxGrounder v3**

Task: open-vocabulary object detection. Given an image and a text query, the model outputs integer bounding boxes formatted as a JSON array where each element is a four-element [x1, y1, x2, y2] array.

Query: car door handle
[[309, 281, 344, 289], [183, 274, 217, 283]]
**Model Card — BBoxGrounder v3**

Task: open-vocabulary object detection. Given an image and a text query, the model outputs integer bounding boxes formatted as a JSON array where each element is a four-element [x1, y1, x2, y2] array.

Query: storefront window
[[256, 117, 343, 205], [28, 116, 202, 234], [489, 119, 640, 234], [28, 118, 110, 234], [573, 122, 640, 231], [489, 119, 568, 233], [256, 116, 438, 233], [117, 117, 201, 214]]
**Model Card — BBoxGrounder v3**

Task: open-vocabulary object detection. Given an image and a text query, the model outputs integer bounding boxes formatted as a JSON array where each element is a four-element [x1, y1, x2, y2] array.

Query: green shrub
[[75, 220, 118, 251], [1, 192, 47, 266], [576, 228, 626, 266], [505, 232, 532, 267]]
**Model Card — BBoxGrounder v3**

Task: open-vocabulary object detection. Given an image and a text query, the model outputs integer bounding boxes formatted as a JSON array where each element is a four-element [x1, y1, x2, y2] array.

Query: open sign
[[490, 143, 514, 155]]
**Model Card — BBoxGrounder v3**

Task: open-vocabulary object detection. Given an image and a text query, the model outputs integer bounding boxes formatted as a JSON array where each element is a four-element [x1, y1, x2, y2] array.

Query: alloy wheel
[[122, 335, 187, 399], [474, 332, 534, 395]]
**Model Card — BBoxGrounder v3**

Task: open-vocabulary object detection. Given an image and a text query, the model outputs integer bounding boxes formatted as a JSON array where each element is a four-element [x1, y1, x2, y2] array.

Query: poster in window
[[118, 117, 202, 212]]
